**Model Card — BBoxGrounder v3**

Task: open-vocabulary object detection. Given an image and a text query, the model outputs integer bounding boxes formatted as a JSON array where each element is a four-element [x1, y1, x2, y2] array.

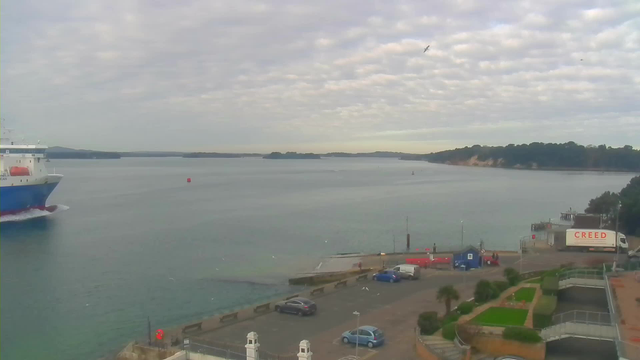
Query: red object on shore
[[9, 166, 30, 176], [532, 234, 536, 239], [187, 178, 191, 183], [483, 256, 500, 266], [155, 329, 164, 340], [407, 257, 451, 268]]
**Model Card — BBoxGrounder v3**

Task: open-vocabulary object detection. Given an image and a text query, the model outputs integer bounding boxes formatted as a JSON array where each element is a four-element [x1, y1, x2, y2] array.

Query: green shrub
[[442, 312, 460, 325], [442, 322, 457, 341], [541, 276, 559, 296], [532, 295, 557, 328], [540, 268, 560, 281], [418, 311, 441, 335], [492, 280, 510, 294], [457, 301, 475, 315], [503, 327, 542, 343], [475, 280, 499, 303], [504, 267, 521, 286]]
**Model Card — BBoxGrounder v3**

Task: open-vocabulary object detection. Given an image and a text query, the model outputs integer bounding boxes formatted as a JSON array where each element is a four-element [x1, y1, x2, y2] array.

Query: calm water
[[0, 157, 634, 360]]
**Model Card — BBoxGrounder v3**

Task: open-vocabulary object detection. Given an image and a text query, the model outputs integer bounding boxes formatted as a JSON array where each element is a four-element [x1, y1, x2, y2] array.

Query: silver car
[[274, 297, 317, 316]]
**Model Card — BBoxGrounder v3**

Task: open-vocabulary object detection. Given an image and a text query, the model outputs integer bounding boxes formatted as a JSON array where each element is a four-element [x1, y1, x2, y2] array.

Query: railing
[[188, 341, 246, 360], [604, 263, 635, 360], [542, 322, 617, 341], [453, 324, 470, 350], [559, 268, 604, 281], [616, 340, 640, 360], [190, 337, 298, 360], [552, 310, 611, 326]]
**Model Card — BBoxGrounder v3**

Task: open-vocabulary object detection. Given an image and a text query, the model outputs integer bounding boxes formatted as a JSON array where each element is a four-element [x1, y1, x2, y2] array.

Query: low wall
[[116, 345, 179, 360], [288, 268, 371, 286], [165, 351, 227, 360], [471, 335, 545, 360], [161, 269, 378, 345]]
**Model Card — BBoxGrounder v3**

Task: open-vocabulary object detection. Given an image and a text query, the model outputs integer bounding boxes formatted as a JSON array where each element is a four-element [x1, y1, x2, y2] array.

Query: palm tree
[[437, 285, 460, 314]]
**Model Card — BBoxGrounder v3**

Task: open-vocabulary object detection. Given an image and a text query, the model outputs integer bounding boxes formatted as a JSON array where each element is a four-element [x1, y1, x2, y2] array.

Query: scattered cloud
[[1, 0, 639, 152]]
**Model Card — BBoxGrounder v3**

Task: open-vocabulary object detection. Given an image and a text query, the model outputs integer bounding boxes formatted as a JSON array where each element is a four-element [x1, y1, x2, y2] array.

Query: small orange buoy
[[187, 178, 191, 183]]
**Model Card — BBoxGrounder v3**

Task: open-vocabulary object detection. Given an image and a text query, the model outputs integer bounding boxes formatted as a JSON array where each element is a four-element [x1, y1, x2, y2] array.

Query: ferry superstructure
[[0, 129, 63, 216]]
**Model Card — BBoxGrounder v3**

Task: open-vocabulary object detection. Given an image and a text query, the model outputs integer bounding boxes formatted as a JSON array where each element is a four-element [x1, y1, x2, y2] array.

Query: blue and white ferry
[[0, 128, 63, 216]]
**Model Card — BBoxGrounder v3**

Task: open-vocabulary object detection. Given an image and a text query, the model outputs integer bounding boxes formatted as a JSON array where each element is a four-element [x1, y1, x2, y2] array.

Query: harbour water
[[0, 157, 634, 360]]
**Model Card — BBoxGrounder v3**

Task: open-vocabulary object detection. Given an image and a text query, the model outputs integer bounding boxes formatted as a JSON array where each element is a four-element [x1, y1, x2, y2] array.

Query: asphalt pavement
[[188, 250, 615, 360]]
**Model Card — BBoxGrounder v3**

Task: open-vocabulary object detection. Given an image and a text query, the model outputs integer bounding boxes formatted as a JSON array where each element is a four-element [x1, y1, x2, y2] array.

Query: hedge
[[475, 280, 499, 303], [532, 295, 558, 328], [503, 327, 543, 343], [504, 267, 521, 286], [492, 280, 510, 294], [442, 312, 460, 325], [442, 322, 457, 341], [457, 301, 475, 315], [541, 276, 559, 296], [418, 311, 441, 335]]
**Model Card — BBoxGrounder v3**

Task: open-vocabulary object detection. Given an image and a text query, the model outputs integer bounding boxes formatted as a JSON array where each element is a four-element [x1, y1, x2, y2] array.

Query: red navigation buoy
[[187, 178, 191, 183], [155, 329, 164, 340]]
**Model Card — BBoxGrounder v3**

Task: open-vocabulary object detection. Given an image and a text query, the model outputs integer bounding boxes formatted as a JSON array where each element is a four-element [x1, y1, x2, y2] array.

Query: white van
[[392, 264, 421, 280]]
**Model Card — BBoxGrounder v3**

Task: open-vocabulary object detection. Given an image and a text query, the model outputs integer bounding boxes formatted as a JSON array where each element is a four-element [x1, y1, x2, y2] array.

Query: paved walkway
[[525, 286, 542, 328]]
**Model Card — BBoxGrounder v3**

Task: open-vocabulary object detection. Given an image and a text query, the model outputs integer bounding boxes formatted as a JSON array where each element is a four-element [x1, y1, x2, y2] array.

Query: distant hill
[[323, 151, 414, 158], [401, 142, 640, 172], [183, 152, 263, 158], [120, 151, 185, 157], [46, 146, 120, 159], [263, 152, 321, 160]]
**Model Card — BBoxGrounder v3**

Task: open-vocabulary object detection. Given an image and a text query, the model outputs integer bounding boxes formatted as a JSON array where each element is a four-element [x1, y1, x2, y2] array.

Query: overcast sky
[[1, 0, 639, 152]]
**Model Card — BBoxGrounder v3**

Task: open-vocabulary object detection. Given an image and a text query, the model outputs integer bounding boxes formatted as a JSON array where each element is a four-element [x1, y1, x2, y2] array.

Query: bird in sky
[[423, 45, 430, 53]]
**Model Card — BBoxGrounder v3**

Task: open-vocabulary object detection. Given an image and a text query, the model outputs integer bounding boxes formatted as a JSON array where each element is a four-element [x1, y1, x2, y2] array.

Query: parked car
[[372, 270, 402, 283], [341, 326, 385, 348], [392, 264, 421, 279], [274, 297, 317, 316]]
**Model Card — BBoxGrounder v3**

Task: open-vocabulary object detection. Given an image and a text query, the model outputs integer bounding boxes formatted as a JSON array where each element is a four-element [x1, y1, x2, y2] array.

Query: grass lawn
[[525, 278, 542, 284], [513, 287, 536, 302], [472, 307, 528, 327]]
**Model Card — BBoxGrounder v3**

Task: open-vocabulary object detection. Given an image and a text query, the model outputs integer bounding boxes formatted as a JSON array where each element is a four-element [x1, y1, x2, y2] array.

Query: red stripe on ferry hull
[[0, 205, 58, 217]]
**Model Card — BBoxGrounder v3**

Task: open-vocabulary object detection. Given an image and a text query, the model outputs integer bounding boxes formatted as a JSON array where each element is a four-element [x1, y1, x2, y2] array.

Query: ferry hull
[[0, 180, 61, 216]]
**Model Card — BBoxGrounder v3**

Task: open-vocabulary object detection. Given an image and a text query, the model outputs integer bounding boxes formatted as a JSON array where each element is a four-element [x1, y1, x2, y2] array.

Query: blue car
[[372, 270, 402, 283], [341, 326, 385, 348]]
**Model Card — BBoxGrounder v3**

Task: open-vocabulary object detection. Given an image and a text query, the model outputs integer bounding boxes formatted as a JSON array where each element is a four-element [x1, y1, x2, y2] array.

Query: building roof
[[452, 245, 481, 255]]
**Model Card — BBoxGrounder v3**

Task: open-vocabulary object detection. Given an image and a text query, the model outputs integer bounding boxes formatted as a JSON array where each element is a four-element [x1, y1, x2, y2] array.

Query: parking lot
[[190, 251, 615, 359]]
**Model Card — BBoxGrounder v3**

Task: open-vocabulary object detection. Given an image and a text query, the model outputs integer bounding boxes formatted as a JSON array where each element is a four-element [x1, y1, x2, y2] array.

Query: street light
[[615, 201, 621, 264], [461, 220, 464, 249], [353, 311, 360, 358]]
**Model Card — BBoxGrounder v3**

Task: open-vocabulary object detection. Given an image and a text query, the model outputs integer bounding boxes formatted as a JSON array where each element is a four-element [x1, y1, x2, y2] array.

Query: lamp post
[[461, 220, 464, 249], [353, 311, 360, 358], [615, 201, 621, 264]]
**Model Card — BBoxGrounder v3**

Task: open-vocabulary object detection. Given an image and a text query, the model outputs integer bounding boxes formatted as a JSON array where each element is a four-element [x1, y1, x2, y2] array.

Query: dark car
[[274, 297, 317, 316]]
